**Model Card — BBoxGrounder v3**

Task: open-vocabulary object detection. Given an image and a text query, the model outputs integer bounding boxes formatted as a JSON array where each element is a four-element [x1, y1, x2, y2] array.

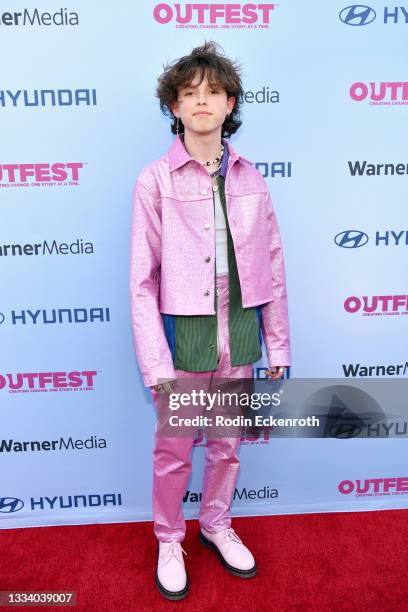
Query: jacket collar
[[168, 133, 243, 173]]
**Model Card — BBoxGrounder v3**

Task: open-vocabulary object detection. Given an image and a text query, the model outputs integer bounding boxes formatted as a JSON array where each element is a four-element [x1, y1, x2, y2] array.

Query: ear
[[170, 100, 179, 118], [227, 96, 235, 114]]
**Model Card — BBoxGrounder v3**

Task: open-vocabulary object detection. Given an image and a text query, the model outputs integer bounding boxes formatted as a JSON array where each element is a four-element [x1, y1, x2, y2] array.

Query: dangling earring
[[176, 117, 179, 135], [225, 113, 230, 119]]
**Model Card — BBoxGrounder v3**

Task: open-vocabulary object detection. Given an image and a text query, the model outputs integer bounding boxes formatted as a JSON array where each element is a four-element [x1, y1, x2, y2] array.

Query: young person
[[130, 41, 291, 600]]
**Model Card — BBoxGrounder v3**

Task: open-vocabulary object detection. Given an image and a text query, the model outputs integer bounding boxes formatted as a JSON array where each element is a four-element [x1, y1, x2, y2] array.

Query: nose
[[197, 91, 208, 105]]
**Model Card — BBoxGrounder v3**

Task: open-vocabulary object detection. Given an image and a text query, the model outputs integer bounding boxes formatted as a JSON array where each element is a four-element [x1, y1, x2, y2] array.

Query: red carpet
[[1, 510, 407, 611]]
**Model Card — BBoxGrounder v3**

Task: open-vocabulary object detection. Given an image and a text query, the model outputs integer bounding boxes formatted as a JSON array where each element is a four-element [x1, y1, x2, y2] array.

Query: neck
[[182, 130, 223, 166]]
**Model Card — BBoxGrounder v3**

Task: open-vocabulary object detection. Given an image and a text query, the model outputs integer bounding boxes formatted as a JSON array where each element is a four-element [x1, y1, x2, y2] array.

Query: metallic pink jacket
[[130, 135, 291, 387]]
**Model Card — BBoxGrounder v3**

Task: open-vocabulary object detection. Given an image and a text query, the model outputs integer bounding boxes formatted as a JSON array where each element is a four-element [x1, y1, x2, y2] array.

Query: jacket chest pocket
[[226, 192, 268, 234], [161, 196, 214, 243]]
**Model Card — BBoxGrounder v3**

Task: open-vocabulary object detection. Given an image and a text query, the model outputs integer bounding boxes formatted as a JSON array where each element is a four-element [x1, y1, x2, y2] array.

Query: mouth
[[194, 112, 211, 116]]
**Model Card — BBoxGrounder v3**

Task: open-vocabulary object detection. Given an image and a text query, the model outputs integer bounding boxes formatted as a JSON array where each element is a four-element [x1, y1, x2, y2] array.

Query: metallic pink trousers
[[150, 273, 253, 542]]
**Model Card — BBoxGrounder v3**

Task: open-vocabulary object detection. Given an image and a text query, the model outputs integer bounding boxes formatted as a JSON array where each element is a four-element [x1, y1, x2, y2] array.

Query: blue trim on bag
[[255, 305, 263, 348], [161, 313, 176, 361]]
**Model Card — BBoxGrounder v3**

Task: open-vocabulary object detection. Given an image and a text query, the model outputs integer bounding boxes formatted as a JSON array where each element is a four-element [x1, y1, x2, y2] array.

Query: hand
[[264, 366, 287, 380], [152, 379, 176, 394]]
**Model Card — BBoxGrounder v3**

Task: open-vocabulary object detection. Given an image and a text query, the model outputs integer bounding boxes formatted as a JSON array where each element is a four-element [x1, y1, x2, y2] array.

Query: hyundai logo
[[339, 5, 376, 26], [334, 230, 369, 248], [0, 497, 24, 513]]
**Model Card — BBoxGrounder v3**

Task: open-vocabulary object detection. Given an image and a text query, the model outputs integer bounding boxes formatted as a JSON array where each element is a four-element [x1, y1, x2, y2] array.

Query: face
[[171, 70, 235, 137]]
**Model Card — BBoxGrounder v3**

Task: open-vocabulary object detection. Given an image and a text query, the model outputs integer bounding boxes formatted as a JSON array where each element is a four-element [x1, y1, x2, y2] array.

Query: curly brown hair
[[155, 41, 244, 138]]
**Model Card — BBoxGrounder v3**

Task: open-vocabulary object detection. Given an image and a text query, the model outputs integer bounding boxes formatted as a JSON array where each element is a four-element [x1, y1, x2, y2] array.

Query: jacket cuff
[[142, 363, 177, 388], [266, 350, 291, 368]]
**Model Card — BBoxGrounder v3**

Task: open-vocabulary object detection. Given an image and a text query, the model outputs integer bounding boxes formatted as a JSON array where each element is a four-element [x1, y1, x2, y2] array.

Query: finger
[[268, 368, 285, 379]]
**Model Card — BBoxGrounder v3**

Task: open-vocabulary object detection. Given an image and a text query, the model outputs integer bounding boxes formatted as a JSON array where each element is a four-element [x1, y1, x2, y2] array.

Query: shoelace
[[223, 528, 243, 545], [160, 542, 187, 567]]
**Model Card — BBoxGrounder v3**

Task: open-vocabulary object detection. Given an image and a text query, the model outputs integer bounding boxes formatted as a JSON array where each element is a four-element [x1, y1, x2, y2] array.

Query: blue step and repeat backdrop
[[1, 1, 407, 528]]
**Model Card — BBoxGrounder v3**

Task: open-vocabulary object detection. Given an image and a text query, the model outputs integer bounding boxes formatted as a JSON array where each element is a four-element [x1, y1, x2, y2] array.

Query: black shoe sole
[[155, 572, 189, 601], [199, 531, 257, 578]]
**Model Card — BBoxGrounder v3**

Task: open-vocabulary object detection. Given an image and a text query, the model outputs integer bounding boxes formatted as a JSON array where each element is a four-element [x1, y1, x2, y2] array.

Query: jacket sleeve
[[129, 175, 176, 387], [260, 188, 292, 367]]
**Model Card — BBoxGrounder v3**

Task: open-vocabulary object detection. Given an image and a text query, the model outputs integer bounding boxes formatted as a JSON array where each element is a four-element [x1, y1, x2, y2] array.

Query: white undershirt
[[213, 186, 229, 275]]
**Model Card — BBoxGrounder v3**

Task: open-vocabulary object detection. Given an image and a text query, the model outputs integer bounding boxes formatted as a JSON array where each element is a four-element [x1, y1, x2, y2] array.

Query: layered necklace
[[200, 144, 224, 177], [181, 133, 225, 177]]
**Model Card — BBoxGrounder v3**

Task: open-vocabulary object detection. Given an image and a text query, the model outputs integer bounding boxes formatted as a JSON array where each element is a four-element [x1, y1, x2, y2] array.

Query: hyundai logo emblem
[[0, 497, 24, 513], [334, 230, 369, 248], [339, 5, 376, 26]]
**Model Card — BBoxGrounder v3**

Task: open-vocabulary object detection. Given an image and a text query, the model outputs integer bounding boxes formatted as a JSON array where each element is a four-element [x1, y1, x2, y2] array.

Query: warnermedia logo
[[0, 239, 94, 257], [342, 362, 408, 377], [0, 9, 79, 26]]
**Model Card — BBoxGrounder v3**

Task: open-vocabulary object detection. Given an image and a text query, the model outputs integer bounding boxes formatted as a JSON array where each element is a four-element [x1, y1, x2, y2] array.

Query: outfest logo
[[152, 3, 278, 28], [0, 370, 98, 393], [338, 477, 408, 497], [0, 163, 84, 187], [350, 81, 408, 105], [344, 295, 408, 316]]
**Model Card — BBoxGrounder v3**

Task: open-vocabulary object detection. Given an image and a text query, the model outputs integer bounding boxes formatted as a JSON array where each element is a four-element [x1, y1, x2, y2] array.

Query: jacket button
[[205, 256, 211, 262], [200, 189, 208, 195], [209, 343, 215, 349], [204, 289, 210, 296], [204, 223, 211, 230]]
